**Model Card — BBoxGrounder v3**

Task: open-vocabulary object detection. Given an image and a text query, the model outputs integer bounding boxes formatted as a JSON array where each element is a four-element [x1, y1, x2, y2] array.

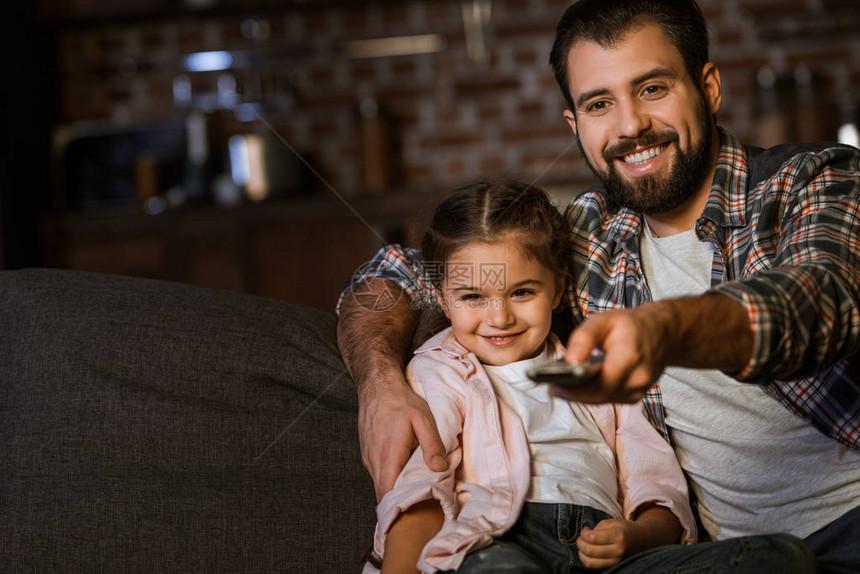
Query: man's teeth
[[622, 145, 665, 165]]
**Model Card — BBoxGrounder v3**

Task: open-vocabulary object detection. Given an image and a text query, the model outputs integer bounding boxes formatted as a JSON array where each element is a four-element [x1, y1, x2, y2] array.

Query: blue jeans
[[804, 503, 860, 574], [446, 502, 612, 573], [446, 502, 817, 573]]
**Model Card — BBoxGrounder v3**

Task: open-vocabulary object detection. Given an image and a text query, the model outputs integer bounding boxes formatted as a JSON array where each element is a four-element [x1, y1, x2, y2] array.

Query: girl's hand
[[577, 505, 683, 569], [575, 518, 648, 569]]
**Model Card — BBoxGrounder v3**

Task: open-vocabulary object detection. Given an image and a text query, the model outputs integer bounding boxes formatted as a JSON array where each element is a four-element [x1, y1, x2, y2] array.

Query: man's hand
[[337, 278, 448, 501], [358, 372, 447, 501], [556, 304, 670, 403], [553, 294, 752, 404]]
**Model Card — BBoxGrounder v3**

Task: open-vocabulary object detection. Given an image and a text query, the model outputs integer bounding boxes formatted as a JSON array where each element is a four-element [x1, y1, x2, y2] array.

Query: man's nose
[[615, 98, 650, 139]]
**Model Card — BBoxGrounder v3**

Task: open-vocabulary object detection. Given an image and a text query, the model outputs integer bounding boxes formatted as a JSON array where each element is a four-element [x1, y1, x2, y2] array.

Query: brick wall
[[52, 0, 860, 199]]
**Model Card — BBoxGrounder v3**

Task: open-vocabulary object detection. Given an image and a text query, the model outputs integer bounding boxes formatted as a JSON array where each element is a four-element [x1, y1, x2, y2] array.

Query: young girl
[[365, 179, 695, 573]]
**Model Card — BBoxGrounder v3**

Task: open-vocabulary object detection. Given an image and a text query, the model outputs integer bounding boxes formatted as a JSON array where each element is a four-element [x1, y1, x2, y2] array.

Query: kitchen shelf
[[40, 192, 437, 311]]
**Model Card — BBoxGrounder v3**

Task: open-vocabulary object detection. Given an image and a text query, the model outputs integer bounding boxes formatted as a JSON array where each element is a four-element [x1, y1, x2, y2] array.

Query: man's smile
[[612, 142, 672, 176], [620, 144, 668, 166]]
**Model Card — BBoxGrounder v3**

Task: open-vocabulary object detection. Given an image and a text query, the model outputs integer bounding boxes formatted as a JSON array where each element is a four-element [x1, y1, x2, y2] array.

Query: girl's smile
[[440, 234, 564, 366], [481, 331, 525, 347]]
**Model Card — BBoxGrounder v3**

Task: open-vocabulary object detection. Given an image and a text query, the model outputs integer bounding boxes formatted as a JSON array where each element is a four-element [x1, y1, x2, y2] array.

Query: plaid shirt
[[339, 129, 860, 451]]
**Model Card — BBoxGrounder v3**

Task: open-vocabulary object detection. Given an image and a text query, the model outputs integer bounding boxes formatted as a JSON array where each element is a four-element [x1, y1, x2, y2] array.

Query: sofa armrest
[[0, 269, 375, 572]]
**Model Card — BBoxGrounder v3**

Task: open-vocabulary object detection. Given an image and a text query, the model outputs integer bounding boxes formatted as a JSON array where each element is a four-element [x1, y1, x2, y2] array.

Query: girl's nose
[[487, 299, 515, 329]]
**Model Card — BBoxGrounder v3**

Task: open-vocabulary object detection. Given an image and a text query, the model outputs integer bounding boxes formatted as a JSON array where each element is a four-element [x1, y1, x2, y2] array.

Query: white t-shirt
[[483, 348, 622, 519], [639, 225, 860, 540]]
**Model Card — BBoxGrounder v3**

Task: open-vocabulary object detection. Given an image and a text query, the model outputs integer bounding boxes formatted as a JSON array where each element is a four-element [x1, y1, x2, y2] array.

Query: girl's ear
[[440, 292, 451, 319], [552, 276, 565, 309]]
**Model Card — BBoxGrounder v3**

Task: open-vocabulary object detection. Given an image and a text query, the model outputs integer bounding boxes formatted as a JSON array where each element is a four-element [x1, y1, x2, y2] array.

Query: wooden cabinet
[[41, 194, 433, 311]]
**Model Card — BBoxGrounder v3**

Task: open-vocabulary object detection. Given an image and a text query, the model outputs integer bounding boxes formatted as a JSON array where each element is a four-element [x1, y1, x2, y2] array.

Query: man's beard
[[579, 102, 714, 216]]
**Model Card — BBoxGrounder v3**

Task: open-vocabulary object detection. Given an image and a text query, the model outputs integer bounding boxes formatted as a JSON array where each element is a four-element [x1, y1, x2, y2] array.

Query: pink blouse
[[369, 328, 696, 573]]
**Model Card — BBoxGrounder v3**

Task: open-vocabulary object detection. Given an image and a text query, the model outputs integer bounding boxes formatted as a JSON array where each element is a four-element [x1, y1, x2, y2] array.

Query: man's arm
[[560, 145, 859, 406], [337, 278, 447, 500], [558, 292, 752, 403]]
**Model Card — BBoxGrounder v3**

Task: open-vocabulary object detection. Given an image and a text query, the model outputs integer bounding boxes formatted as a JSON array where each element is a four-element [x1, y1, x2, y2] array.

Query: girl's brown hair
[[421, 178, 572, 290]]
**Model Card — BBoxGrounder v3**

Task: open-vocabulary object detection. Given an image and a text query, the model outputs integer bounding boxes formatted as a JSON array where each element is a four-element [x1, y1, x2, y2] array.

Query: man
[[338, 0, 860, 571]]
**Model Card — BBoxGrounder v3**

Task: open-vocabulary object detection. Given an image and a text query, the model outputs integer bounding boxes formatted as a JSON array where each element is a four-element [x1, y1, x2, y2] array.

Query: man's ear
[[563, 109, 578, 137], [701, 62, 722, 116]]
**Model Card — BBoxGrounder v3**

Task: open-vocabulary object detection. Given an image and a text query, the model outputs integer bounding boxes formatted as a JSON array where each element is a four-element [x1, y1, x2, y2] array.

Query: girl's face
[[440, 235, 564, 366]]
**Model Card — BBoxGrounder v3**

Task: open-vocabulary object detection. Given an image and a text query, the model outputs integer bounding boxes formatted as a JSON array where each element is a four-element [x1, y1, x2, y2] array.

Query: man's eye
[[642, 85, 666, 97], [586, 100, 608, 113]]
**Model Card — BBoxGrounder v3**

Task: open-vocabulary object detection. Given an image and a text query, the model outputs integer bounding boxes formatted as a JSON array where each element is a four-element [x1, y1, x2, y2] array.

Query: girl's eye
[[459, 293, 483, 305], [511, 288, 534, 298]]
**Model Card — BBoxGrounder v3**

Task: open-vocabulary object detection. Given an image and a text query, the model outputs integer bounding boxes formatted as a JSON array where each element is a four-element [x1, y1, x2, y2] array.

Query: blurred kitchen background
[[3, 0, 859, 311]]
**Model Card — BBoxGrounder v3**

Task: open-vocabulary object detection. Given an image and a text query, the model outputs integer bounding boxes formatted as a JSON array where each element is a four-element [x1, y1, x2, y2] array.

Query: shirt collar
[[415, 329, 480, 378], [415, 328, 565, 376], [698, 127, 749, 232], [606, 207, 645, 253]]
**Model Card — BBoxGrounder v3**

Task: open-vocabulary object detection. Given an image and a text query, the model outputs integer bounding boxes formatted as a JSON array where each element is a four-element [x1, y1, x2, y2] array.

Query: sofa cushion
[[0, 268, 375, 572]]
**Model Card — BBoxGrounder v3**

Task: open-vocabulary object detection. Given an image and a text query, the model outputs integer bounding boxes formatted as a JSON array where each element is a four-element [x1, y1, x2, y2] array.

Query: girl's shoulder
[[408, 328, 482, 392]]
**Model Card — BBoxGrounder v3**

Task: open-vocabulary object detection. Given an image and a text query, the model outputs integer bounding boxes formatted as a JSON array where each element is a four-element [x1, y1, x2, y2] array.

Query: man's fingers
[[555, 310, 663, 403], [549, 381, 616, 403], [359, 400, 414, 501], [413, 410, 448, 472], [548, 378, 642, 404], [375, 455, 403, 501], [565, 320, 604, 363], [357, 384, 445, 501]]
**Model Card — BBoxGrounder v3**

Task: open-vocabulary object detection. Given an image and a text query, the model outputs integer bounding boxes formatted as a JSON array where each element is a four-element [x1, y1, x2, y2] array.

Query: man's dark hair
[[549, 0, 711, 112]]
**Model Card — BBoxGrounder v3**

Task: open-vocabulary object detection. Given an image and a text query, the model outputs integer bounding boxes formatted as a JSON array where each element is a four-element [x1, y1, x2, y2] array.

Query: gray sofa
[[1, 268, 376, 572]]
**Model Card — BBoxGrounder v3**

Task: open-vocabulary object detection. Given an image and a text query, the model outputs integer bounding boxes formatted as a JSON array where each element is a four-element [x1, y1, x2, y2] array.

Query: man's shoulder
[[565, 185, 638, 243], [569, 184, 606, 204], [745, 140, 857, 188], [565, 185, 609, 222]]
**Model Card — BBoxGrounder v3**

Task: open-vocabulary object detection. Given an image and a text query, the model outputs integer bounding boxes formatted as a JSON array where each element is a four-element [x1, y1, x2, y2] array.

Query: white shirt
[[639, 224, 860, 540], [484, 347, 622, 518]]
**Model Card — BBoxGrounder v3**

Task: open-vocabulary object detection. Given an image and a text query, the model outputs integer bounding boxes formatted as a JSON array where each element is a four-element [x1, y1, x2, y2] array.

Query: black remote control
[[526, 354, 604, 386]]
